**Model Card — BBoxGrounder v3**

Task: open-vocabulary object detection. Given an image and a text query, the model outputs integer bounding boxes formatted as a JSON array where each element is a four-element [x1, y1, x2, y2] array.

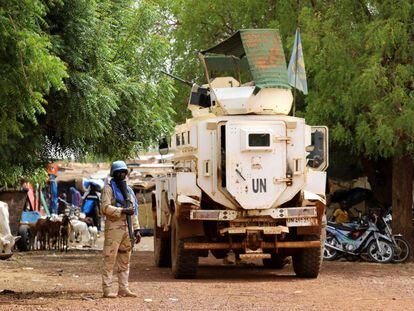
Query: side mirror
[[158, 138, 169, 156]]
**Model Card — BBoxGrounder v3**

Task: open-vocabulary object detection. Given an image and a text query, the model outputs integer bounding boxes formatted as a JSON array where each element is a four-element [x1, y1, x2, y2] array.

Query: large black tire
[[17, 225, 30, 252], [171, 213, 198, 279], [154, 214, 171, 267], [262, 254, 289, 269], [292, 234, 323, 278]]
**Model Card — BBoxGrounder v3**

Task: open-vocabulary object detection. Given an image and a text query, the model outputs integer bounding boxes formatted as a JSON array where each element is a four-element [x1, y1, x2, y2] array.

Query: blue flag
[[288, 29, 308, 95]]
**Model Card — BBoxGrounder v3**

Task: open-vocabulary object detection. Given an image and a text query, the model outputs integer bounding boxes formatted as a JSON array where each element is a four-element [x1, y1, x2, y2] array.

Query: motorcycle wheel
[[392, 236, 411, 263], [323, 233, 341, 261], [367, 239, 394, 263]]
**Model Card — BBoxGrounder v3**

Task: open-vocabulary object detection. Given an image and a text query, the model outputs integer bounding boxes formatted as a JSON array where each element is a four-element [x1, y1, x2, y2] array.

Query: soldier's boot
[[103, 288, 117, 299], [118, 288, 138, 298], [118, 270, 137, 298]]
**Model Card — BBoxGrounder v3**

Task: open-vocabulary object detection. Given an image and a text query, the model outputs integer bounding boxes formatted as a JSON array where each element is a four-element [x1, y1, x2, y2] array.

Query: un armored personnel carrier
[[153, 29, 328, 278]]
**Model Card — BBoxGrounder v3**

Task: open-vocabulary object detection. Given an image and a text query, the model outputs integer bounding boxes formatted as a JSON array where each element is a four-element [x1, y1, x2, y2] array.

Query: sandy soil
[[1, 237, 413, 311]]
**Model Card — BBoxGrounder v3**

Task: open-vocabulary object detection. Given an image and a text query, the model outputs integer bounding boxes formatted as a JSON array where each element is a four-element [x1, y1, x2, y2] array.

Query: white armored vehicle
[[154, 29, 328, 278]]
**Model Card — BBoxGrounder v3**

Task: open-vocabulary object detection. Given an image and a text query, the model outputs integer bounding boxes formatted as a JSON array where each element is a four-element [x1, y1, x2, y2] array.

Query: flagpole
[[293, 28, 299, 117]]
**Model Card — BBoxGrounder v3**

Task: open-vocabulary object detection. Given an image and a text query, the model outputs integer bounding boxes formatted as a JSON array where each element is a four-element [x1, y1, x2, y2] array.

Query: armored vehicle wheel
[[154, 214, 171, 267], [262, 254, 288, 269], [17, 225, 30, 252], [292, 234, 323, 278], [171, 213, 199, 279]]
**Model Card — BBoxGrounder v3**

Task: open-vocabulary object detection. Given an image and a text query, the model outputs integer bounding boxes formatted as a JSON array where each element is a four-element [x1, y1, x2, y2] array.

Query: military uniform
[[101, 184, 139, 297]]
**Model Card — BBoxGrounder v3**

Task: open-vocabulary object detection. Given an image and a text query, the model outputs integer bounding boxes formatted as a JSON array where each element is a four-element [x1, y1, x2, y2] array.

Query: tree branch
[[7, 14, 34, 99]]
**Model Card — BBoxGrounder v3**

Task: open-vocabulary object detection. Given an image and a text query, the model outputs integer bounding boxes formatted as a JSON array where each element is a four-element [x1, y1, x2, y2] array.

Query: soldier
[[101, 160, 141, 298]]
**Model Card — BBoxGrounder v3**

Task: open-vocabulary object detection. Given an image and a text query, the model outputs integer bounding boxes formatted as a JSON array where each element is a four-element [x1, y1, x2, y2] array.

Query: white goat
[[0, 201, 20, 256], [88, 226, 98, 247], [70, 219, 90, 245]]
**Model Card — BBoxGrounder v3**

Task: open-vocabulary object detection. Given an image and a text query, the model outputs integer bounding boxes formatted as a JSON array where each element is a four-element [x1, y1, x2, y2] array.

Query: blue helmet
[[110, 160, 128, 177]]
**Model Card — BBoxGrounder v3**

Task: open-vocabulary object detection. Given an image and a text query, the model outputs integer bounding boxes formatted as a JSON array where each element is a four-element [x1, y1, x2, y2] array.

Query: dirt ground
[[1, 237, 414, 311]]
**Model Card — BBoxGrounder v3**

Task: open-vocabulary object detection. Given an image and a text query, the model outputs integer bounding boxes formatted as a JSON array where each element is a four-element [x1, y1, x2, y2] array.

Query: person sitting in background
[[333, 202, 350, 224], [70, 187, 82, 207]]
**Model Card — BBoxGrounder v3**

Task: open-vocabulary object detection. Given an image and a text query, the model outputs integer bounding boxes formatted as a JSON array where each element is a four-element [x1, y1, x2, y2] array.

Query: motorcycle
[[375, 207, 411, 263], [324, 212, 395, 263]]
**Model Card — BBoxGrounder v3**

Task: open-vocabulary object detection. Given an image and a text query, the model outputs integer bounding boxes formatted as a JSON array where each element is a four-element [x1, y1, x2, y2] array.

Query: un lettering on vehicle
[[252, 178, 267, 193]]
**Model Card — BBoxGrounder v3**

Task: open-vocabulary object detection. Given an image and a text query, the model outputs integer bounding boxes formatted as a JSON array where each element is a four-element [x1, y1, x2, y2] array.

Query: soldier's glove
[[122, 207, 134, 215], [134, 229, 141, 244]]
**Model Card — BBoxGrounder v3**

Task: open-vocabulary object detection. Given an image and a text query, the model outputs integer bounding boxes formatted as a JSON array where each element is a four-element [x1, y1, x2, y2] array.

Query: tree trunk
[[392, 155, 414, 258], [361, 157, 392, 205]]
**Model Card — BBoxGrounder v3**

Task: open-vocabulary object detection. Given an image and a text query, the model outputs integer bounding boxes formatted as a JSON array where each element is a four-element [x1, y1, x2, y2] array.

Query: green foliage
[[155, 0, 301, 122], [301, 1, 414, 158], [160, 0, 413, 161], [1, 0, 412, 187], [45, 0, 175, 156], [0, 0, 67, 142], [0, 0, 175, 187]]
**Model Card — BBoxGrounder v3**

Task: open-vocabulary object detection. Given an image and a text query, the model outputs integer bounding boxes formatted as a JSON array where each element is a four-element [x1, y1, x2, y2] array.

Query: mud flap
[[175, 203, 204, 239], [297, 201, 325, 236], [175, 203, 206, 257]]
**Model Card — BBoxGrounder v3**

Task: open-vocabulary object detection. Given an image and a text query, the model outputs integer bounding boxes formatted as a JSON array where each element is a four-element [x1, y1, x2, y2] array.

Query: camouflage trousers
[[102, 221, 132, 294]]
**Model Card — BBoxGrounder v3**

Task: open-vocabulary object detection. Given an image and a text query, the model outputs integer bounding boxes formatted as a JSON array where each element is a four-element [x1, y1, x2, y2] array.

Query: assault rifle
[[118, 180, 135, 251]]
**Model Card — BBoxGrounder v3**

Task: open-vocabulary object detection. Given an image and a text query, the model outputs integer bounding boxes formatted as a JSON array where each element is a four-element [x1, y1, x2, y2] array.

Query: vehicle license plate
[[286, 217, 317, 227]]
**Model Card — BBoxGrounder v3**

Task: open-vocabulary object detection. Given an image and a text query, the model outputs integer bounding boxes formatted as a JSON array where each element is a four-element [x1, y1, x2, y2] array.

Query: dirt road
[[1, 237, 413, 311]]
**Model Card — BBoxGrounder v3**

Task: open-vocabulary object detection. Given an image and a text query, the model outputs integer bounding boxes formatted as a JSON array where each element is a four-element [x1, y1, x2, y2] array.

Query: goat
[[59, 215, 71, 252], [88, 226, 98, 247], [79, 217, 94, 227], [28, 222, 38, 250], [35, 218, 49, 250], [70, 219, 90, 245], [0, 201, 20, 256], [47, 218, 62, 250]]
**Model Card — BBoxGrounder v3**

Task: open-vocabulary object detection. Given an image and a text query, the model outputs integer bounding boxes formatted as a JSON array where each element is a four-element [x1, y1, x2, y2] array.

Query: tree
[[0, 0, 67, 186], [0, 0, 175, 186], [44, 0, 175, 157], [155, 0, 300, 122], [300, 1, 414, 243], [157, 0, 414, 247]]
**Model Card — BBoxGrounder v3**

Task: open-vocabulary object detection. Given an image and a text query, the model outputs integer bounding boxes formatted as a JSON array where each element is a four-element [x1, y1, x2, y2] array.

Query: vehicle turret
[[188, 29, 293, 116]]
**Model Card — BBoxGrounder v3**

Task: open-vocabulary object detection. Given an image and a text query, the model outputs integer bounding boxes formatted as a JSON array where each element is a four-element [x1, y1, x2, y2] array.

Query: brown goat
[[35, 218, 49, 250], [59, 215, 71, 252], [29, 216, 73, 251], [48, 219, 62, 250], [28, 223, 38, 250]]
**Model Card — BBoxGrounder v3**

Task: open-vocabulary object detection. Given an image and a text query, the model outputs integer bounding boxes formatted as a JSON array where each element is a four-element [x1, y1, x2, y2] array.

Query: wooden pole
[[293, 29, 299, 117]]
